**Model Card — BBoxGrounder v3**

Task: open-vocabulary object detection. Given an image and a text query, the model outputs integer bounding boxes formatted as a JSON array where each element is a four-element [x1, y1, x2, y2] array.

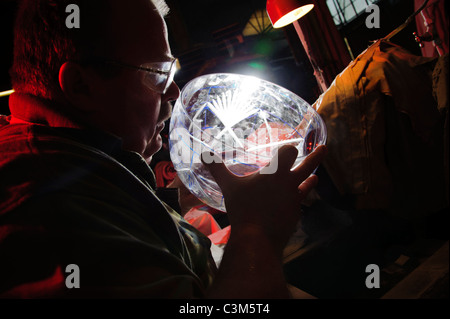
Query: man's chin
[[143, 134, 163, 163]]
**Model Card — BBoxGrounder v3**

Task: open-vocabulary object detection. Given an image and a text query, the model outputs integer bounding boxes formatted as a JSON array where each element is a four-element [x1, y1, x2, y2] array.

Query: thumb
[[201, 151, 234, 190]]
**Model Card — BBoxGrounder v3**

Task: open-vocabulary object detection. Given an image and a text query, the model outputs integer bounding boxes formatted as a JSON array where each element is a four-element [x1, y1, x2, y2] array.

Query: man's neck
[[9, 92, 86, 129]]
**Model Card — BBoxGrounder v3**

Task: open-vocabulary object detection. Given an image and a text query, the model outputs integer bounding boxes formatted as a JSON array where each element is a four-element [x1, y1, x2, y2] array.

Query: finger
[[201, 151, 235, 189], [298, 174, 319, 199], [260, 145, 297, 175], [275, 145, 299, 173], [292, 145, 327, 181]]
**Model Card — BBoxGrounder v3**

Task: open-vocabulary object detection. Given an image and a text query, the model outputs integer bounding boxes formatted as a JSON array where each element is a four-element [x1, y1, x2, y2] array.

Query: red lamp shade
[[266, 0, 314, 28]]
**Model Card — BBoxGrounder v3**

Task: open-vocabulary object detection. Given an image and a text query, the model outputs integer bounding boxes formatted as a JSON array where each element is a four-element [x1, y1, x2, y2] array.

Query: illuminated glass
[[169, 73, 327, 211]]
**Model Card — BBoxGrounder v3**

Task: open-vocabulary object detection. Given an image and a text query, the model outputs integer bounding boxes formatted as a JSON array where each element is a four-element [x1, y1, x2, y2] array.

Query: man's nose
[[163, 80, 180, 103]]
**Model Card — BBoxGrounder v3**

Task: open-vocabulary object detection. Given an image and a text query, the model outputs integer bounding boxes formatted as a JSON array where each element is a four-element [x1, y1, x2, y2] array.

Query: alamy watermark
[[66, 4, 80, 29], [365, 4, 380, 29], [66, 3, 381, 30], [170, 124, 318, 175], [365, 264, 380, 289], [65, 264, 80, 289]]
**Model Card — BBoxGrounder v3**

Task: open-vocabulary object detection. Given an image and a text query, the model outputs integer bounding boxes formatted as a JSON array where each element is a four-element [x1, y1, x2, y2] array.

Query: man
[[0, 0, 326, 298]]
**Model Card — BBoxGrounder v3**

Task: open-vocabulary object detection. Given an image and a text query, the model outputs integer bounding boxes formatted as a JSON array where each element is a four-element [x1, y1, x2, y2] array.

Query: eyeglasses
[[84, 57, 177, 94]]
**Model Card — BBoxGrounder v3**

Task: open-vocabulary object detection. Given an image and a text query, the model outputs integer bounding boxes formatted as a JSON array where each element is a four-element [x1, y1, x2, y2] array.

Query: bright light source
[[272, 4, 314, 28], [267, 0, 314, 28]]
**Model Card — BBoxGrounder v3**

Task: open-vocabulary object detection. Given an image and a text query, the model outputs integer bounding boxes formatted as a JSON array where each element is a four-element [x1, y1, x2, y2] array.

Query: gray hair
[[151, 0, 170, 17]]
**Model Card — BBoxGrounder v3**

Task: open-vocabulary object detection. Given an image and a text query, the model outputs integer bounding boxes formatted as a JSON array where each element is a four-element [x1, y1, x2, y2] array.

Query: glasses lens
[[141, 60, 176, 93], [164, 61, 176, 92], [145, 73, 166, 89]]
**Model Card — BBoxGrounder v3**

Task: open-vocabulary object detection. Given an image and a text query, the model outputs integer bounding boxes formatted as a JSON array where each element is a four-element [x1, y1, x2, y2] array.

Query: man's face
[[85, 0, 179, 163]]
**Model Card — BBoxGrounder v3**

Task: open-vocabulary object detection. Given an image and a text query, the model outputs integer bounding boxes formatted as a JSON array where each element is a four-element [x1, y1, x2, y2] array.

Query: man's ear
[[59, 62, 96, 111]]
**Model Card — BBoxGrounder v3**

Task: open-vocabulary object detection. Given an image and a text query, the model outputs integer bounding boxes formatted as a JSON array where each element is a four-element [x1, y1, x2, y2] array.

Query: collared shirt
[[0, 93, 216, 298]]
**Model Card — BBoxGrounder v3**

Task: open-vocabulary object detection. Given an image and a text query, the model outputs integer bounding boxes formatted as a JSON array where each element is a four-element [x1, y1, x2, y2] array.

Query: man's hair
[[152, 0, 170, 17], [10, 0, 170, 101]]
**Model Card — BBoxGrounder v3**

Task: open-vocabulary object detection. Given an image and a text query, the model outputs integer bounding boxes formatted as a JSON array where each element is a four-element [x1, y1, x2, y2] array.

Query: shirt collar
[[9, 92, 86, 129], [8, 92, 157, 189]]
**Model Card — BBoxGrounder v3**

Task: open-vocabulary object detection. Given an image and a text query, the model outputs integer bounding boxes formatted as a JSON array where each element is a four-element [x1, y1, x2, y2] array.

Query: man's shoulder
[[1, 120, 80, 153], [0, 121, 176, 249], [0, 122, 143, 212], [0, 121, 128, 169]]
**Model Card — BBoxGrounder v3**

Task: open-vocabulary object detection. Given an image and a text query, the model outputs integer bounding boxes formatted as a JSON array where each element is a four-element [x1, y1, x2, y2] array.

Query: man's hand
[[201, 144, 327, 298], [202, 144, 327, 251]]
